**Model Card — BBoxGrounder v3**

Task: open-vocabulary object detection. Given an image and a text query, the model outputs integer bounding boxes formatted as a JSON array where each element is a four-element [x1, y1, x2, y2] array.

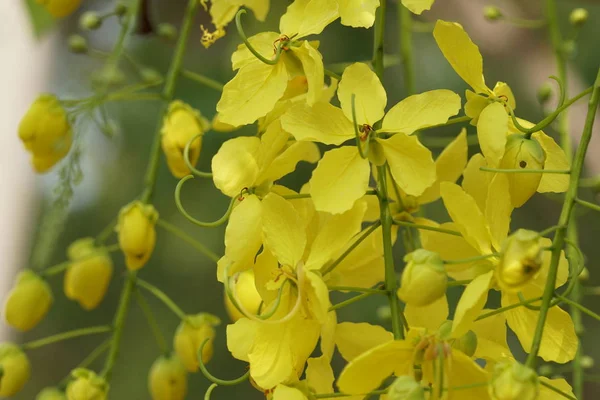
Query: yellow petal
[[493, 82, 517, 110], [227, 318, 258, 362], [304, 270, 331, 323], [539, 377, 575, 400], [273, 385, 308, 400], [337, 340, 414, 394], [338, 0, 379, 27], [419, 128, 468, 204], [306, 356, 334, 394], [309, 147, 371, 214], [262, 193, 307, 267], [335, 322, 393, 362], [217, 195, 263, 281], [461, 153, 490, 212], [464, 90, 489, 123], [401, 0, 434, 15], [290, 41, 324, 105], [433, 20, 488, 94], [452, 271, 493, 337], [320, 311, 338, 359], [446, 350, 491, 400], [231, 32, 280, 70], [477, 102, 508, 167], [502, 294, 578, 363], [485, 173, 512, 251], [217, 61, 288, 127], [533, 131, 570, 193], [305, 201, 366, 270], [281, 102, 354, 145], [404, 295, 448, 332], [380, 89, 461, 134], [440, 182, 492, 254], [379, 133, 436, 196], [472, 310, 512, 361], [338, 62, 387, 126], [254, 248, 281, 304], [212, 137, 261, 197], [279, 0, 339, 38]]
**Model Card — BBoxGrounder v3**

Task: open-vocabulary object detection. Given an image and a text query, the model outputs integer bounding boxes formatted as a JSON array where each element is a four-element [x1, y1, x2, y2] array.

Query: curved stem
[[204, 383, 218, 400], [156, 219, 220, 263], [175, 175, 235, 227], [184, 133, 213, 178], [235, 9, 282, 65], [198, 339, 250, 386], [22, 326, 112, 350]]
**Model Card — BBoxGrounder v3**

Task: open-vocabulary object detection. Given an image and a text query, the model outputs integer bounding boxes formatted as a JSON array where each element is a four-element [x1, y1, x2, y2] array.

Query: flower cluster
[[7, 0, 600, 399]]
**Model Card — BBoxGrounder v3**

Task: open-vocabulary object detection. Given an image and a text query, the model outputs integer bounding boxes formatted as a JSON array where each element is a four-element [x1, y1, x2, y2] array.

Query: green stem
[[444, 253, 499, 265], [198, 339, 250, 385], [156, 219, 220, 263], [180, 69, 224, 91], [235, 9, 282, 65], [372, 0, 387, 80], [525, 65, 600, 369], [322, 221, 381, 275], [41, 244, 120, 277], [475, 297, 542, 321], [135, 291, 169, 355], [22, 326, 112, 350], [327, 286, 388, 294], [204, 383, 218, 400], [58, 338, 112, 389], [398, 4, 415, 95], [175, 176, 235, 228], [420, 115, 471, 131], [141, 0, 198, 203], [555, 294, 600, 322], [328, 291, 377, 312], [539, 379, 577, 400], [392, 219, 462, 237], [136, 278, 187, 320], [574, 197, 600, 213]]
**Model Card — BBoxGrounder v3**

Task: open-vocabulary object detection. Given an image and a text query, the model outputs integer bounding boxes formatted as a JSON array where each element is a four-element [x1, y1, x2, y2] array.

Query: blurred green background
[[13, 0, 600, 398]]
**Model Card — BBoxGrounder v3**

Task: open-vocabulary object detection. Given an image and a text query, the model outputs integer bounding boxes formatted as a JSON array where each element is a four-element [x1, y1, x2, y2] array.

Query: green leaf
[[24, 0, 55, 38]]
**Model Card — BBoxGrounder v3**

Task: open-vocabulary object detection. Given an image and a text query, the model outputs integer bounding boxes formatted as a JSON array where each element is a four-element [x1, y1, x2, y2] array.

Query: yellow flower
[[397, 249, 447, 307], [401, 0, 435, 15], [148, 354, 187, 400], [64, 238, 113, 310], [66, 369, 108, 400], [160, 101, 209, 178], [281, 62, 461, 214], [0, 343, 30, 397], [116, 201, 158, 271], [173, 313, 220, 372], [3, 270, 53, 331], [18, 94, 72, 173], [211, 121, 319, 279], [37, 387, 67, 400], [419, 177, 578, 364], [433, 20, 569, 207], [496, 230, 543, 293], [200, 0, 270, 47], [36, 0, 82, 18], [489, 360, 538, 400], [225, 269, 263, 322]]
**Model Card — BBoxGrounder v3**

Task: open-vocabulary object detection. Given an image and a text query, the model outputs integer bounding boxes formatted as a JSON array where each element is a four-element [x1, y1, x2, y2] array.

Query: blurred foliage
[[24, 0, 55, 37], [13, 0, 600, 398]]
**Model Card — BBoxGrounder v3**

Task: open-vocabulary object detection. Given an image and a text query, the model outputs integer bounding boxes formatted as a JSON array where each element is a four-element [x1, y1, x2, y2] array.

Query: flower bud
[[114, 3, 127, 16], [387, 375, 425, 400], [0, 343, 30, 397], [497, 229, 543, 292], [484, 6, 503, 21], [64, 238, 113, 310], [499, 134, 546, 207], [581, 355, 594, 369], [68, 35, 88, 54], [37, 387, 67, 400], [376, 305, 391, 321], [66, 369, 108, 400], [160, 101, 208, 178], [4, 270, 53, 331], [537, 83, 553, 105], [79, 12, 102, 31], [173, 313, 220, 372], [538, 364, 553, 376], [397, 250, 447, 307], [148, 354, 187, 400], [489, 360, 539, 400], [116, 201, 158, 271], [157, 23, 177, 41], [225, 269, 262, 322], [579, 267, 589, 282], [569, 8, 588, 27], [36, 0, 82, 18], [18, 94, 72, 173]]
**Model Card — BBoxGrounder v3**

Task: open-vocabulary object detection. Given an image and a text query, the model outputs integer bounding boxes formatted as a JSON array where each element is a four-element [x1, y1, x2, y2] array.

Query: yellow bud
[[18, 94, 72, 173], [66, 369, 108, 400], [35, 0, 82, 17], [173, 313, 220, 372], [225, 269, 262, 322], [116, 201, 158, 271], [500, 134, 546, 207], [3, 270, 53, 331], [148, 354, 187, 400], [484, 6, 503, 21], [569, 8, 588, 26], [387, 375, 425, 400], [64, 238, 113, 310], [79, 12, 102, 30], [160, 101, 208, 178], [489, 360, 539, 400], [0, 343, 30, 397], [397, 250, 447, 306], [497, 229, 543, 292], [37, 387, 67, 400]]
